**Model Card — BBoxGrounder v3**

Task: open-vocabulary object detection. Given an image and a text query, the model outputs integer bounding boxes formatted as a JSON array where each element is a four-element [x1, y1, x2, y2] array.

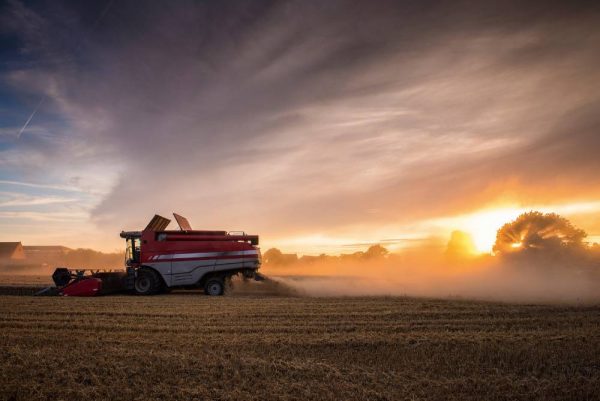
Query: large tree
[[493, 211, 587, 255]]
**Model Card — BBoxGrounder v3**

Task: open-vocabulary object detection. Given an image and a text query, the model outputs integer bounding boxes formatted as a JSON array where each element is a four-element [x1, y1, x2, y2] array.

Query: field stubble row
[[0, 295, 599, 401]]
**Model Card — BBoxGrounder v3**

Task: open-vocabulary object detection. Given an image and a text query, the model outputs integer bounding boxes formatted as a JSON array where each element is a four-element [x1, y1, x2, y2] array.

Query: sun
[[464, 210, 522, 253], [433, 207, 526, 254]]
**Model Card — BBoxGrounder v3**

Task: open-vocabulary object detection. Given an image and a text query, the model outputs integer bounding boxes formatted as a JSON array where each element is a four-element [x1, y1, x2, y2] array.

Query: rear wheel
[[204, 278, 224, 296], [134, 268, 162, 295]]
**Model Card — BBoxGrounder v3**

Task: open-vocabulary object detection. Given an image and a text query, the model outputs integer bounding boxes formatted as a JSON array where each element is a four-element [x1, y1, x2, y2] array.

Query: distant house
[[23, 246, 71, 264], [0, 242, 26, 261]]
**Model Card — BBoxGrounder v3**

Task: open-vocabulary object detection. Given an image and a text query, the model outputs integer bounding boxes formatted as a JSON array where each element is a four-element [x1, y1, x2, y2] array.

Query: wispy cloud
[[0, 125, 52, 139], [0, 180, 84, 193], [0, 210, 87, 222], [0, 191, 78, 207]]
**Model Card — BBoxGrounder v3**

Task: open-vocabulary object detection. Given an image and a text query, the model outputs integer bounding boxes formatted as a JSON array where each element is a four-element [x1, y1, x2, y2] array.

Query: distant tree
[[263, 248, 283, 265], [364, 244, 389, 259], [493, 211, 587, 255]]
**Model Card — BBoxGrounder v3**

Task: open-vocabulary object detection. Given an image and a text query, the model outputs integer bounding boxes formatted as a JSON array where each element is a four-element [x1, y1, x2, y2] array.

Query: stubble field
[[0, 292, 599, 401]]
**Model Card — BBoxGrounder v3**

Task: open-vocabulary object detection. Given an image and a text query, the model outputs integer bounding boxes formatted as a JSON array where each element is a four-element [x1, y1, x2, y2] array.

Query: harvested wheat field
[[0, 295, 599, 401]]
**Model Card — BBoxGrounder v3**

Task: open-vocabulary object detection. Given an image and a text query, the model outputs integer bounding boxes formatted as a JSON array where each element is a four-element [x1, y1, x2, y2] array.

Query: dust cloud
[[260, 253, 599, 303], [228, 275, 303, 297], [260, 213, 600, 303], [0, 249, 125, 276], [268, 258, 600, 302]]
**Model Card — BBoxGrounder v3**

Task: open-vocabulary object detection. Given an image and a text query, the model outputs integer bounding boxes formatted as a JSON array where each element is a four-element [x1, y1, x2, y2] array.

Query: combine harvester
[[45, 213, 262, 296]]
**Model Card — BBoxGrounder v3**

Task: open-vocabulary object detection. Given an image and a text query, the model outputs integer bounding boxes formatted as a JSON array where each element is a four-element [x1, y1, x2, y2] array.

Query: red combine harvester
[[48, 213, 262, 296]]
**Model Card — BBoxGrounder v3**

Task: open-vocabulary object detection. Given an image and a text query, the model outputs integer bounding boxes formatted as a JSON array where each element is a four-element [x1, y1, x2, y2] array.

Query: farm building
[[0, 242, 26, 261]]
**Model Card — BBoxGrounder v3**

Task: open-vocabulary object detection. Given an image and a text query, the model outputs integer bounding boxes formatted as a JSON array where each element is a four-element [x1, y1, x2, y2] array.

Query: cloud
[[0, 191, 78, 207], [2, 0, 600, 246], [0, 210, 87, 222], [0, 180, 83, 192]]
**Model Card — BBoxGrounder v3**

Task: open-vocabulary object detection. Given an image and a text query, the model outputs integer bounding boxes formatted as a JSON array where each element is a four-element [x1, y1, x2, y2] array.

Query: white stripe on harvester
[[155, 250, 258, 260]]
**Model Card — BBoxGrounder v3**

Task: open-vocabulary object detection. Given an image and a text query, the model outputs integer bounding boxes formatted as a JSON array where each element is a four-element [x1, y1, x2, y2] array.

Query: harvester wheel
[[204, 278, 224, 296], [134, 268, 162, 295]]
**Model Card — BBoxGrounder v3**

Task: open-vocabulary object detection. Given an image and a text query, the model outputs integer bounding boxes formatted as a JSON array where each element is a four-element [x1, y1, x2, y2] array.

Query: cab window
[[126, 238, 141, 263]]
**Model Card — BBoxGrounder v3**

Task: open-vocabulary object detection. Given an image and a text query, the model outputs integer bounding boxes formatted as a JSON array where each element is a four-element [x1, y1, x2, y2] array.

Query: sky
[[0, 0, 599, 254]]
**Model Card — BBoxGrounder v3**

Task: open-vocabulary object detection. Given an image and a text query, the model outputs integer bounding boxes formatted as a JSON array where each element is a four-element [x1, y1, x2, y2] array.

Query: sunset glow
[[425, 201, 600, 254], [443, 208, 525, 254]]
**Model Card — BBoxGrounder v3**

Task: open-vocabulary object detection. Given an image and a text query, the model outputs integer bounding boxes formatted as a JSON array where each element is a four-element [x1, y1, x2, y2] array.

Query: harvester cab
[[46, 213, 262, 297], [124, 235, 141, 266], [122, 214, 169, 268]]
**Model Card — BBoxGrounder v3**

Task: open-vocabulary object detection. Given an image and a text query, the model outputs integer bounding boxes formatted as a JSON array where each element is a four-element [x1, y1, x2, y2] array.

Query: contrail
[[17, 97, 45, 139], [15, 0, 115, 140]]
